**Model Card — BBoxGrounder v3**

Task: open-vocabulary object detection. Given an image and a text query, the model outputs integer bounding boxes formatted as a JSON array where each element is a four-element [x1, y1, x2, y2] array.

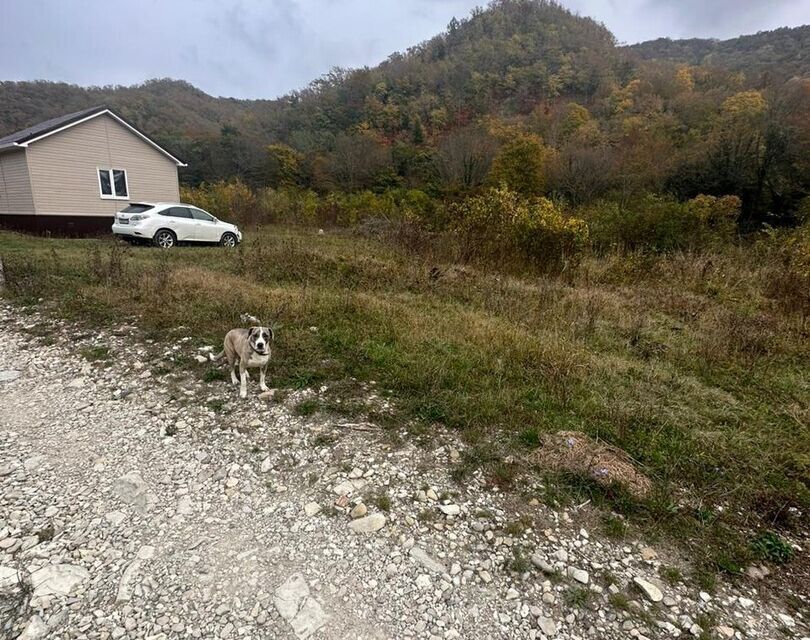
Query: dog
[[210, 314, 274, 398]]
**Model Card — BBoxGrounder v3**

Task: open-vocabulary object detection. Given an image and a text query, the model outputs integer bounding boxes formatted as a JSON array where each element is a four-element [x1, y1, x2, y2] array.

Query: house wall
[[25, 113, 180, 217], [0, 149, 35, 214]]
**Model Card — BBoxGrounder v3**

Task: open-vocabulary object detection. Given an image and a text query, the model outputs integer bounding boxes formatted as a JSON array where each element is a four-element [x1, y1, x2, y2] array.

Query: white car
[[111, 202, 242, 248]]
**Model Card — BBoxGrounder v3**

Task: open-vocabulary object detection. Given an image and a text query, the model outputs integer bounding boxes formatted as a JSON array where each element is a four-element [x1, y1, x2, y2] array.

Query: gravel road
[[0, 302, 806, 639]]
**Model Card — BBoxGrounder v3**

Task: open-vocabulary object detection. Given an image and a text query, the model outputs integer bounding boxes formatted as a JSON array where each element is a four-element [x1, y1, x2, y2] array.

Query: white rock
[[350, 503, 368, 519], [438, 504, 460, 516], [116, 560, 142, 603], [105, 510, 127, 526], [737, 597, 754, 608], [0, 370, 21, 383], [348, 513, 386, 534], [415, 574, 432, 589], [303, 502, 321, 517], [538, 617, 557, 637], [137, 545, 156, 560], [333, 481, 353, 496], [409, 546, 447, 574], [18, 615, 48, 640], [30, 564, 90, 597], [633, 577, 663, 603], [0, 565, 20, 588], [176, 495, 193, 515], [776, 613, 794, 627], [113, 471, 158, 514], [274, 574, 328, 639], [567, 567, 589, 584]]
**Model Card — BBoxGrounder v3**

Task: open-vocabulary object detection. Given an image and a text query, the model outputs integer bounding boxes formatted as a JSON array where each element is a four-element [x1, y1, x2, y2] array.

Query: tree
[[487, 132, 548, 197], [438, 125, 497, 191], [325, 132, 392, 191], [263, 144, 304, 188]]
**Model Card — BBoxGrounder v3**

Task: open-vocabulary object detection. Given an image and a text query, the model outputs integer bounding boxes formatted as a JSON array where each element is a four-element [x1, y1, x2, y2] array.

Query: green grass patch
[[1, 226, 808, 578]]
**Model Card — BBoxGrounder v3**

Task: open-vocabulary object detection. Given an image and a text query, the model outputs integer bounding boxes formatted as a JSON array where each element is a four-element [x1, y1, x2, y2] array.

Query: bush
[[584, 194, 740, 253], [181, 179, 260, 226], [450, 186, 588, 271]]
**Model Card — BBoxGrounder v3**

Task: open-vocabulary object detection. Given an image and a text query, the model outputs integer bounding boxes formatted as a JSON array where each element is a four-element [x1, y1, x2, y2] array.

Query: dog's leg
[[230, 358, 239, 386], [239, 363, 248, 399], [259, 365, 269, 392]]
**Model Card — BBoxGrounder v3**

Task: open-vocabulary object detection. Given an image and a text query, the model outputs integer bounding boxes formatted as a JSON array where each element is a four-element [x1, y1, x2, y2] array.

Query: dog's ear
[[269, 327, 275, 342], [247, 327, 256, 339]]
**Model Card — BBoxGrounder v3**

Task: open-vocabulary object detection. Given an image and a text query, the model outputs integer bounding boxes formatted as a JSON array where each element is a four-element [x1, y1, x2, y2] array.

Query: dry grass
[[0, 225, 808, 575]]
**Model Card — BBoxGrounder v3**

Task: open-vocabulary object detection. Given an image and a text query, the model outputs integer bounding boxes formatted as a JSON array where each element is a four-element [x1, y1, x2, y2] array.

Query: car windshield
[[120, 204, 153, 214]]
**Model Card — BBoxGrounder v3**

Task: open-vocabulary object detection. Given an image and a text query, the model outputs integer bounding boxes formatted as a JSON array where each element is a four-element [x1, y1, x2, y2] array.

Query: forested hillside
[[626, 25, 810, 79], [1, 0, 808, 224]]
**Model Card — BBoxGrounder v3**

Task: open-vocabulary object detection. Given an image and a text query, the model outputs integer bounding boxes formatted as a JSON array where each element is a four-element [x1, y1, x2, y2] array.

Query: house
[[0, 106, 185, 234]]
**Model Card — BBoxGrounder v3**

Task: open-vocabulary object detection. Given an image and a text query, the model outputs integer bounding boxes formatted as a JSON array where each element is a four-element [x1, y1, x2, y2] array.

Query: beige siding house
[[0, 106, 185, 234]]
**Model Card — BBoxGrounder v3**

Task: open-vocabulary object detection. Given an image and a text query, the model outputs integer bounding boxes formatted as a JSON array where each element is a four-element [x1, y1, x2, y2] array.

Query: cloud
[[0, 0, 807, 98]]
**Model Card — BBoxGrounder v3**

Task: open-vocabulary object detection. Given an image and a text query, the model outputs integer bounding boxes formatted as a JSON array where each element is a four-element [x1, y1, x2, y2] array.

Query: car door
[[162, 207, 196, 240], [189, 207, 221, 242]]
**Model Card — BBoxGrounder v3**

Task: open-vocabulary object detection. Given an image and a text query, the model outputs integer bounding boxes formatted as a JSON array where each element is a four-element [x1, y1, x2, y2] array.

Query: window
[[98, 168, 128, 199], [121, 204, 153, 213], [164, 206, 193, 218], [190, 208, 215, 222]]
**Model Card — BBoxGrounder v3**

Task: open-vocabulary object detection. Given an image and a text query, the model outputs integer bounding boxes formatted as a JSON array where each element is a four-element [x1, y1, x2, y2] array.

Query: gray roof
[[0, 106, 185, 165], [0, 105, 108, 151]]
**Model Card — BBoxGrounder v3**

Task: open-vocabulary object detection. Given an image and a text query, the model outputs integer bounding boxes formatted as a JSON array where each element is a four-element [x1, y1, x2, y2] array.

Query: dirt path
[[0, 303, 805, 639]]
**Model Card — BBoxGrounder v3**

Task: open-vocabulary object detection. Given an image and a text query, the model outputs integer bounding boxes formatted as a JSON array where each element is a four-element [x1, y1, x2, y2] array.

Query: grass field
[[1, 226, 807, 577]]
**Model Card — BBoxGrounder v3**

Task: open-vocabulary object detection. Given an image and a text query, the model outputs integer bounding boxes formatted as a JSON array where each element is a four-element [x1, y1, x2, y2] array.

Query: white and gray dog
[[210, 314, 274, 398]]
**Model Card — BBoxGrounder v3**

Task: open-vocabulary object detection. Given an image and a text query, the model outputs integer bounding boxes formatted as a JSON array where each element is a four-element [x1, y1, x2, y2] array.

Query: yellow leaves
[[675, 66, 695, 93], [450, 186, 589, 269], [561, 103, 591, 139], [487, 131, 548, 197], [687, 195, 741, 232], [721, 90, 767, 120]]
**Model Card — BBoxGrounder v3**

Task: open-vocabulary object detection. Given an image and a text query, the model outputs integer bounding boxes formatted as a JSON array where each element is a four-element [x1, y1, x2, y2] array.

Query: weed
[[692, 569, 717, 594], [507, 547, 531, 573], [203, 368, 227, 382], [80, 345, 110, 361], [608, 592, 630, 611], [312, 433, 337, 447], [658, 565, 682, 586], [373, 492, 393, 512], [750, 531, 794, 564], [295, 398, 320, 417], [602, 514, 628, 539], [564, 587, 592, 609], [417, 508, 437, 523], [206, 399, 226, 413]]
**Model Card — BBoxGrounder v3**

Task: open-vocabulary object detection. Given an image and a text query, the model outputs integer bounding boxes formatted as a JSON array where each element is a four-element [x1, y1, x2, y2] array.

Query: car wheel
[[220, 232, 237, 248], [154, 229, 176, 249]]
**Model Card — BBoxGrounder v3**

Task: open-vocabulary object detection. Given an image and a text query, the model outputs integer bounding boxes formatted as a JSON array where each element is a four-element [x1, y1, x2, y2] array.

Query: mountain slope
[[626, 25, 810, 79], [0, 0, 807, 211]]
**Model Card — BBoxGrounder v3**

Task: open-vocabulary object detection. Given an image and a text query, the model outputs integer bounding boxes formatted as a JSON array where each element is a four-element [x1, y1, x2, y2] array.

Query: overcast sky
[[1, 0, 808, 99]]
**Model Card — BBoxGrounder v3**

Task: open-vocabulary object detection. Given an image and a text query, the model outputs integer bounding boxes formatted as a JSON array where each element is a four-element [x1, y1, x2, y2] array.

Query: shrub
[[181, 179, 260, 226], [584, 193, 740, 253], [450, 186, 588, 271]]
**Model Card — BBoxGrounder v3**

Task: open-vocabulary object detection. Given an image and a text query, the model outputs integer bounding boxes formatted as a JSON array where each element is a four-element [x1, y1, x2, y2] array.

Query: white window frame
[[97, 167, 129, 200]]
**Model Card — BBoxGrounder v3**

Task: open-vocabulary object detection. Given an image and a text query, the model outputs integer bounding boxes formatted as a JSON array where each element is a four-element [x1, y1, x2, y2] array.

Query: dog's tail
[[209, 350, 225, 362], [240, 313, 261, 325]]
